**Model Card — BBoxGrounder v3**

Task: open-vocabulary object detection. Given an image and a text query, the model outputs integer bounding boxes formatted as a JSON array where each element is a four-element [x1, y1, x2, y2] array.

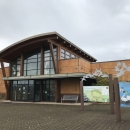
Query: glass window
[[50, 69, 55, 74], [12, 65, 16, 71], [50, 80, 55, 84], [17, 60, 21, 64], [44, 57, 50, 61], [17, 71, 20, 76], [17, 65, 20, 71], [71, 54, 76, 58], [44, 50, 50, 53], [18, 80, 24, 84], [44, 53, 50, 57], [66, 51, 70, 55], [44, 61, 51, 68], [27, 58, 37, 63], [27, 63, 37, 70], [61, 56, 64, 59], [38, 62, 40, 69], [44, 69, 50, 74], [61, 53, 65, 57], [50, 61, 54, 68], [13, 81, 17, 84], [27, 70, 37, 75], [27, 54, 37, 59], [24, 64, 27, 70], [38, 53, 41, 58], [66, 55, 70, 59], [37, 71, 40, 75], [29, 80, 34, 84], [36, 81, 41, 84], [61, 49, 65, 53]]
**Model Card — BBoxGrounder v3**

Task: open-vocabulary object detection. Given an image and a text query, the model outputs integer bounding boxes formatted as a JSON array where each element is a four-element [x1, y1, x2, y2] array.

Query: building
[[0, 32, 130, 102]]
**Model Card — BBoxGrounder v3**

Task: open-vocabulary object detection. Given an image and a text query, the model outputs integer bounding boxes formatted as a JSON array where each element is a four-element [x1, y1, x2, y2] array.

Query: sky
[[0, 0, 130, 64]]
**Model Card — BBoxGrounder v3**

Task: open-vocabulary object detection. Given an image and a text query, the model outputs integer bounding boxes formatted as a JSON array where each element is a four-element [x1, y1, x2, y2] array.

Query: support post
[[49, 42, 57, 73], [109, 74, 114, 114], [80, 80, 84, 111], [114, 78, 121, 122], [40, 47, 44, 75], [20, 53, 24, 76]]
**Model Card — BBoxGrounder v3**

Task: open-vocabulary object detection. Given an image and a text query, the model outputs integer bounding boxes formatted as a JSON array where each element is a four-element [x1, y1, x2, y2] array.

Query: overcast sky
[[0, 0, 130, 63]]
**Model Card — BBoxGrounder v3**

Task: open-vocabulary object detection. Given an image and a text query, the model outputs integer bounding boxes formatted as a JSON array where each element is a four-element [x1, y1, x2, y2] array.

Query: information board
[[119, 82, 130, 108], [83, 86, 109, 102]]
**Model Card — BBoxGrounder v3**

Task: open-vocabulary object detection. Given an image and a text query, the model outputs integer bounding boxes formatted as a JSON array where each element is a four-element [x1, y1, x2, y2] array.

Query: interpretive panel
[[119, 82, 130, 108], [83, 86, 109, 102]]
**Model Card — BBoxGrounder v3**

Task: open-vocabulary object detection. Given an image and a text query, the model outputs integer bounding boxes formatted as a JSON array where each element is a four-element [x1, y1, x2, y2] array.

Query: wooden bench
[[61, 95, 78, 103]]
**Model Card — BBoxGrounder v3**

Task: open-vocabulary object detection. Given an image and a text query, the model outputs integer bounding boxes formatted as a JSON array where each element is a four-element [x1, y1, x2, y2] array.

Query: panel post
[[109, 74, 114, 114], [114, 78, 121, 122], [80, 80, 84, 111]]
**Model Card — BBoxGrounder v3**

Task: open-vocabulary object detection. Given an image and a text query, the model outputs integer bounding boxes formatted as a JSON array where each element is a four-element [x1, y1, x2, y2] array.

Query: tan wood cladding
[[59, 58, 91, 73], [0, 67, 9, 93], [60, 78, 80, 94], [91, 60, 130, 81]]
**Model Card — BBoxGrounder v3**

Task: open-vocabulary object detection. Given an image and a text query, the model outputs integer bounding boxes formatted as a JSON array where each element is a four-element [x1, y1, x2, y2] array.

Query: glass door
[[17, 85, 22, 101], [42, 80, 55, 102], [34, 81, 41, 102], [22, 85, 28, 101]]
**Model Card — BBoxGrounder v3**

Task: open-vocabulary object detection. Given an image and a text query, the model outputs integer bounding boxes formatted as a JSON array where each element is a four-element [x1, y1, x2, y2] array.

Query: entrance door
[[16, 85, 28, 101], [17, 85, 22, 101], [34, 81, 41, 102], [43, 80, 55, 102]]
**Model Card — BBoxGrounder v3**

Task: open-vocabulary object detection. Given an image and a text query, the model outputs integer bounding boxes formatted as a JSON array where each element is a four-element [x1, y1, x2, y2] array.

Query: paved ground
[[0, 102, 130, 130]]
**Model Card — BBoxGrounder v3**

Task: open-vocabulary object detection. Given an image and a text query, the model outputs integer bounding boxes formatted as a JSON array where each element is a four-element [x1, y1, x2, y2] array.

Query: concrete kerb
[[0, 100, 93, 106]]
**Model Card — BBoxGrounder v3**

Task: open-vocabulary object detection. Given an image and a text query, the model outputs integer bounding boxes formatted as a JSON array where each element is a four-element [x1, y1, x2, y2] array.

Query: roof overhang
[[2, 73, 87, 80], [0, 32, 97, 62]]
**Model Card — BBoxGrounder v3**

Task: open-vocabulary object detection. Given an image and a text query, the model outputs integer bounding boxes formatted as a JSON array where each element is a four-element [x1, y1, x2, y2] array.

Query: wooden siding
[[58, 58, 91, 74], [60, 78, 80, 94], [0, 67, 9, 99], [91, 60, 130, 81]]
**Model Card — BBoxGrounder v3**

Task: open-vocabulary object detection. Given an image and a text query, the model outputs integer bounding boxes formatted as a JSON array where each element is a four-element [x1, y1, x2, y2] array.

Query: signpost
[[109, 74, 114, 114], [80, 80, 84, 111], [114, 78, 121, 122]]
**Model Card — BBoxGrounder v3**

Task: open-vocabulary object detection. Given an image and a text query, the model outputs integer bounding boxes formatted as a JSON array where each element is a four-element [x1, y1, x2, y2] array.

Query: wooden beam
[[20, 53, 24, 76], [49, 42, 57, 74], [0, 58, 10, 63], [40, 47, 44, 75]]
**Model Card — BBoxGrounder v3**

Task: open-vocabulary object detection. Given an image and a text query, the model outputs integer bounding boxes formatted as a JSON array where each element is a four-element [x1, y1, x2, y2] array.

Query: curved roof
[[0, 32, 97, 62]]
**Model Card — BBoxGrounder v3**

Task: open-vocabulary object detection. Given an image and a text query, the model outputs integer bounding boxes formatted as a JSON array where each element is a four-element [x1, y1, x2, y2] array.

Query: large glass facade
[[10, 79, 55, 102], [44, 48, 57, 74], [11, 57, 21, 76], [24, 49, 41, 76], [11, 47, 58, 76]]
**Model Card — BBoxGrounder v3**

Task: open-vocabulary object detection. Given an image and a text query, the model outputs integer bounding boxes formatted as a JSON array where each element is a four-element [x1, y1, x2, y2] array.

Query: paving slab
[[0, 102, 130, 130]]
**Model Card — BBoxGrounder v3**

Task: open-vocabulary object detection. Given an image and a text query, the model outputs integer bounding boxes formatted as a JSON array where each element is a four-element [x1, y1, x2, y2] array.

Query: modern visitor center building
[[0, 32, 130, 102]]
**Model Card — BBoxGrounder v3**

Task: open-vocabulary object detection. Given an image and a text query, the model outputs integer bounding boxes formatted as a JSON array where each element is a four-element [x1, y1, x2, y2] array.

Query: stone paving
[[0, 102, 130, 130]]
